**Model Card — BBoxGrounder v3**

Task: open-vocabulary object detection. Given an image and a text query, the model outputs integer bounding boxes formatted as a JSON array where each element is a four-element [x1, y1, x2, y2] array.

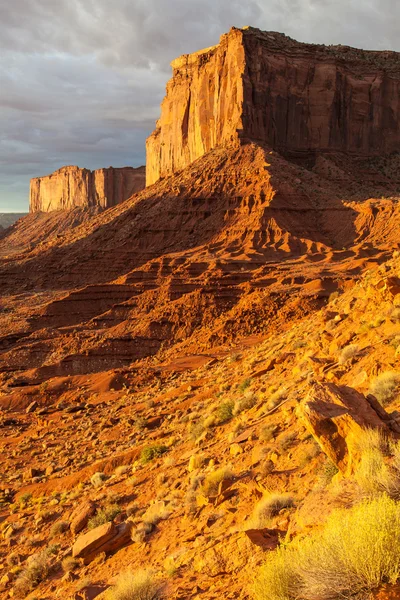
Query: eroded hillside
[[2, 25, 400, 600]]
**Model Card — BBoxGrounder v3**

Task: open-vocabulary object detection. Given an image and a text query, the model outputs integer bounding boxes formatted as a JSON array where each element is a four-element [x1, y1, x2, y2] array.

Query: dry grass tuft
[[14, 546, 55, 597], [253, 495, 400, 600], [369, 372, 400, 406], [105, 569, 165, 600], [338, 344, 359, 365], [247, 494, 294, 529], [201, 467, 233, 497]]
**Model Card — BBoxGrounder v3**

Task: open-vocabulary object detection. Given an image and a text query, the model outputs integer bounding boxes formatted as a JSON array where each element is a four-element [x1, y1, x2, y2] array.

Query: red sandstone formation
[[30, 165, 145, 212], [147, 26, 400, 185], [3, 27, 400, 600]]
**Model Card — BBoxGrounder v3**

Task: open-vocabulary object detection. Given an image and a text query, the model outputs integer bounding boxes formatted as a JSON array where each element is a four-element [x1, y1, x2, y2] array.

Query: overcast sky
[[1, 0, 400, 212]]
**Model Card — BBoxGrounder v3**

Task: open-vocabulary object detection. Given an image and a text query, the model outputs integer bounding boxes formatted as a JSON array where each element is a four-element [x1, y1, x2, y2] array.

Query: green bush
[[238, 378, 252, 393], [252, 495, 400, 600], [216, 401, 234, 424], [88, 504, 121, 529], [140, 445, 168, 465]]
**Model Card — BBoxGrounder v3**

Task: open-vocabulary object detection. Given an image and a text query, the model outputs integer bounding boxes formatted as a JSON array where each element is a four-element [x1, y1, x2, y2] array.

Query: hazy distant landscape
[[0, 213, 26, 229]]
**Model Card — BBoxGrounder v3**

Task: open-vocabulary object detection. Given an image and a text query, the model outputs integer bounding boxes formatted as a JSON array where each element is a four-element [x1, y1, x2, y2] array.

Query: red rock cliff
[[30, 165, 145, 212], [146, 26, 400, 185]]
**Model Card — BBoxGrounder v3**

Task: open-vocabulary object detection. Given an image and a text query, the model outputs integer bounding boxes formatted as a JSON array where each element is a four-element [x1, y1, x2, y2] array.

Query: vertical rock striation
[[30, 165, 145, 212], [146, 26, 400, 185]]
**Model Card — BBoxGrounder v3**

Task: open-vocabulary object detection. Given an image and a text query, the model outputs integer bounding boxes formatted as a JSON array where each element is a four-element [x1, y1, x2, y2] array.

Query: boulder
[[70, 500, 97, 535], [298, 382, 394, 475], [72, 521, 132, 563]]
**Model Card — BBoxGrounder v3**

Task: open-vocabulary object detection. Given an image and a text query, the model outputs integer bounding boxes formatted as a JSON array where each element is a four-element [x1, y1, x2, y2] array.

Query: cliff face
[[146, 28, 246, 186], [30, 166, 145, 212], [146, 27, 400, 185]]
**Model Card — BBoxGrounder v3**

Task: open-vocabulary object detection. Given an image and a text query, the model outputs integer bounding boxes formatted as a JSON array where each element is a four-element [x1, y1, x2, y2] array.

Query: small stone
[[26, 401, 38, 414]]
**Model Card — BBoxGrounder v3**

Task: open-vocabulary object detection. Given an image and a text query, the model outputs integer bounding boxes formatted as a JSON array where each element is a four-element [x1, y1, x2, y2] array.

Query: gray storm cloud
[[1, 0, 399, 211]]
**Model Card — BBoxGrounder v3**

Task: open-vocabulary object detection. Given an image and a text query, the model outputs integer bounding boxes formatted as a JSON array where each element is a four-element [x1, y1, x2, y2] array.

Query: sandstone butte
[[146, 26, 400, 185], [3, 26, 400, 600], [30, 165, 145, 212]]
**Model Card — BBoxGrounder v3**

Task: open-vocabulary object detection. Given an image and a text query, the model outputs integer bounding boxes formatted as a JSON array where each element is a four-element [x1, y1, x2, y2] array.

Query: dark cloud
[[1, 0, 399, 211]]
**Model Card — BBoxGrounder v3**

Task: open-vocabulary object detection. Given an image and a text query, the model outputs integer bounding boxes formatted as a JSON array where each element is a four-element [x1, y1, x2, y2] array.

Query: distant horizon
[[2, 0, 400, 211]]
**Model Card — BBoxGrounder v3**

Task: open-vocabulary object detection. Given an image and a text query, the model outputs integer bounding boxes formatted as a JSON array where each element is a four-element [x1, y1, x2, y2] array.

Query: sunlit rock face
[[30, 165, 145, 212], [146, 26, 400, 185]]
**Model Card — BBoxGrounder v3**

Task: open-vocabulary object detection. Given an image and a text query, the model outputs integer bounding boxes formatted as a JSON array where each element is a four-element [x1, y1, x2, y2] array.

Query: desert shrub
[[135, 416, 148, 430], [278, 431, 297, 452], [62, 556, 79, 573], [216, 400, 234, 424], [88, 504, 121, 529], [203, 414, 216, 428], [50, 520, 69, 538], [142, 503, 171, 526], [267, 388, 286, 411], [318, 460, 339, 487], [338, 344, 359, 365], [189, 421, 205, 441], [238, 378, 252, 393], [259, 424, 276, 442], [140, 445, 168, 465], [188, 454, 204, 471], [259, 459, 275, 478], [253, 544, 298, 600], [105, 568, 164, 600], [390, 335, 400, 350], [355, 427, 390, 456], [14, 547, 55, 596], [355, 434, 400, 500], [298, 444, 320, 468], [201, 467, 233, 497], [19, 492, 32, 505], [391, 308, 400, 323], [252, 495, 400, 600], [369, 372, 400, 405], [248, 494, 294, 529], [91, 472, 107, 487], [234, 392, 257, 415], [131, 521, 154, 543]]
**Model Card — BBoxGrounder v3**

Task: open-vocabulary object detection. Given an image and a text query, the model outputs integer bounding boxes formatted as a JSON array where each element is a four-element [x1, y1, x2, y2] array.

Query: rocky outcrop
[[30, 165, 145, 212], [146, 26, 400, 185], [298, 382, 399, 475]]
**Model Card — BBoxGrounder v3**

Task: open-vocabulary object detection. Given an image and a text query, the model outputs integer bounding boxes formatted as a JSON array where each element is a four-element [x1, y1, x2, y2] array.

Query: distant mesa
[[0, 213, 27, 230], [30, 165, 145, 213], [146, 26, 400, 185]]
